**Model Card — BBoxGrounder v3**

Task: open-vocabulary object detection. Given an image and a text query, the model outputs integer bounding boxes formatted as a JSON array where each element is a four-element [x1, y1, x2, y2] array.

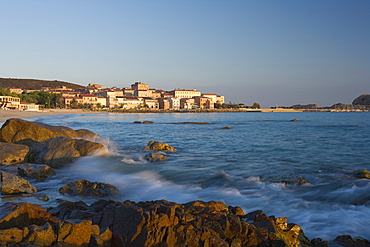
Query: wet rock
[[0, 172, 37, 194], [134, 121, 143, 123], [355, 169, 370, 179], [143, 121, 155, 124], [18, 164, 56, 181], [290, 119, 300, 121], [266, 173, 309, 185], [311, 238, 329, 247], [59, 180, 119, 197], [0, 142, 29, 165], [76, 129, 104, 142], [178, 122, 210, 124], [144, 141, 177, 152], [221, 126, 232, 129], [145, 153, 168, 162], [33, 136, 109, 168], [334, 235, 370, 247]]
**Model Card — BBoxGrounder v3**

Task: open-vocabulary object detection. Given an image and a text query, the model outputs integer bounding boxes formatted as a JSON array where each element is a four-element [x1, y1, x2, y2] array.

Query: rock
[[75, 129, 103, 142], [1, 199, 367, 247], [18, 164, 56, 182], [33, 136, 109, 168], [334, 235, 370, 247], [59, 180, 119, 197], [355, 169, 370, 179], [178, 122, 210, 124], [266, 173, 309, 185], [145, 153, 168, 162], [0, 142, 29, 165], [311, 238, 329, 247], [134, 121, 155, 124], [0, 172, 37, 194], [0, 118, 102, 144], [0, 202, 110, 246], [144, 141, 177, 152], [290, 119, 300, 121], [221, 126, 232, 129], [0, 118, 80, 143]]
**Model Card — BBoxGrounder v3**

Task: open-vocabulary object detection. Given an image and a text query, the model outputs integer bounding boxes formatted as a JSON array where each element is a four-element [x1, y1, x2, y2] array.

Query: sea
[[3, 111, 370, 241]]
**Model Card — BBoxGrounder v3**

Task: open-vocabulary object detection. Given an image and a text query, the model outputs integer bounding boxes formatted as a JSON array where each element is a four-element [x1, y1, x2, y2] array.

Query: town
[[0, 81, 225, 111]]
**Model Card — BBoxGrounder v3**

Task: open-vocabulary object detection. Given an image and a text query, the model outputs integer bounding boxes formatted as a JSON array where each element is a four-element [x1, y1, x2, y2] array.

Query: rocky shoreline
[[0, 118, 368, 246]]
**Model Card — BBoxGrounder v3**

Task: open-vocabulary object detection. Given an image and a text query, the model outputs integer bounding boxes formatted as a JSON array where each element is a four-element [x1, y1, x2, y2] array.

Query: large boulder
[[0, 172, 37, 194], [0, 142, 29, 165], [0, 118, 103, 144], [59, 180, 119, 197], [17, 164, 56, 182], [33, 136, 109, 168], [0, 118, 80, 143], [144, 141, 177, 152]]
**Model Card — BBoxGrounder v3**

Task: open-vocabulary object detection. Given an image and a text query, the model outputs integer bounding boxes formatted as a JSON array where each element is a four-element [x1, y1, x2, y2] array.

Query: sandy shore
[[0, 109, 94, 124]]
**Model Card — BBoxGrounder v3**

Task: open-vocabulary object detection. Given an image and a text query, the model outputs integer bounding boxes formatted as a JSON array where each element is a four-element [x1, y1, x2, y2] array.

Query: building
[[19, 103, 40, 111], [143, 98, 159, 109], [166, 97, 180, 110], [0, 96, 21, 109], [135, 90, 152, 98], [170, 89, 201, 99], [180, 98, 195, 109], [131, 82, 149, 91], [202, 94, 225, 104], [193, 96, 214, 109], [157, 98, 170, 110], [9, 88, 23, 94]]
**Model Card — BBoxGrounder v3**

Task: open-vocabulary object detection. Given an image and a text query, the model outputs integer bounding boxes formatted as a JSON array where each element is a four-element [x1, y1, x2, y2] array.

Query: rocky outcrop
[[0, 142, 29, 165], [0, 199, 310, 246], [33, 136, 109, 168], [0, 172, 37, 194], [145, 153, 168, 162], [17, 164, 56, 182], [59, 180, 119, 197], [352, 94, 370, 105], [0, 202, 111, 246], [0, 119, 108, 168], [144, 141, 177, 152], [221, 126, 232, 129]]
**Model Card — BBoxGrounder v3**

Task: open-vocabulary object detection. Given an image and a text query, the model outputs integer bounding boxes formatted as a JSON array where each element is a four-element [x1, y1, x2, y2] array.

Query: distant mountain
[[0, 78, 86, 90], [352, 94, 370, 105]]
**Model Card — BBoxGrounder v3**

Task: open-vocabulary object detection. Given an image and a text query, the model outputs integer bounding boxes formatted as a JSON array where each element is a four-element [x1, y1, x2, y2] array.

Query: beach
[[0, 109, 90, 124]]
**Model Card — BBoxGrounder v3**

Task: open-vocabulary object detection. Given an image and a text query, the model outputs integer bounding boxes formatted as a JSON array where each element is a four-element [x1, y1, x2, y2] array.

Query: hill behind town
[[0, 78, 86, 90]]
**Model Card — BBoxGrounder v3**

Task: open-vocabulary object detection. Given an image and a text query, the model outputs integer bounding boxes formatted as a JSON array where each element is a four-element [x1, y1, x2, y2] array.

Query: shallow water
[[4, 112, 370, 240]]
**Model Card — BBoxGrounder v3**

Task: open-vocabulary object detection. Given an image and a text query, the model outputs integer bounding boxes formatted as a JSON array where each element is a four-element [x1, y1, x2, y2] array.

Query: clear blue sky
[[1, 0, 369, 107]]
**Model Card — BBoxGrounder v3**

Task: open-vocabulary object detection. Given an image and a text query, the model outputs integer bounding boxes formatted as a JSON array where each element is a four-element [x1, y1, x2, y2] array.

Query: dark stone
[[221, 126, 232, 129], [145, 153, 168, 162], [59, 180, 119, 197], [18, 164, 56, 182], [0, 172, 37, 194]]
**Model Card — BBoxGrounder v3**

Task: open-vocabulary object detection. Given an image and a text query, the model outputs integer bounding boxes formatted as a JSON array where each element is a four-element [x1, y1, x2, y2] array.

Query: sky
[[0, 0, 369, 107]]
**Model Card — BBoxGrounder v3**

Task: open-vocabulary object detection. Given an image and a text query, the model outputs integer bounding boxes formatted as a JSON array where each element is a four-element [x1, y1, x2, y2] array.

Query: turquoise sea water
[[5, 112, 370, 240]]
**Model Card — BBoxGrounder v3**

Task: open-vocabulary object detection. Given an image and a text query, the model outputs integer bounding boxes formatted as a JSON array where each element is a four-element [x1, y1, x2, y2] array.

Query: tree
[[251, 103, 261, 109]]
